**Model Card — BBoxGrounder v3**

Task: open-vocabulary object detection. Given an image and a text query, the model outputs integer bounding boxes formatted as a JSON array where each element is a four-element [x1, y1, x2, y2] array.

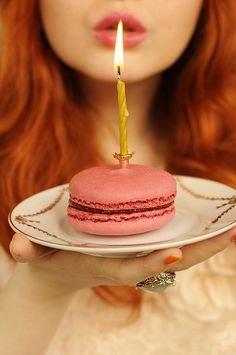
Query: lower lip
[[94, 29, 146, 48]]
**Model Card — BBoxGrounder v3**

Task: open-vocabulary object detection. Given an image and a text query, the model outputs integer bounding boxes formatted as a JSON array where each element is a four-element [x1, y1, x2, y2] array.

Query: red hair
[[0, 0, 236, 308]]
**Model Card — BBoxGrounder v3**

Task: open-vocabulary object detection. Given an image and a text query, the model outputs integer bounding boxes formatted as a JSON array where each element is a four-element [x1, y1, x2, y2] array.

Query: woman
[[0, 0, 236, 354]]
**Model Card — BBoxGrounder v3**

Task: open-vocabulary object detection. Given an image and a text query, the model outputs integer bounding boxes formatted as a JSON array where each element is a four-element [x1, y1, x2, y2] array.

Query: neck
[[78, 75, 166, 167]]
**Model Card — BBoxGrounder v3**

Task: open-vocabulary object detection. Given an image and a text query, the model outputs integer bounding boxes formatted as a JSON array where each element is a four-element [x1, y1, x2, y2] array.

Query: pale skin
[[0, 1, 236, 354]]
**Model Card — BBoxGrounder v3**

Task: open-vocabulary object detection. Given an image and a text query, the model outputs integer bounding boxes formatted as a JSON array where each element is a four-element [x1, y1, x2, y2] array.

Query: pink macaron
[[67, 164, 176, 236]]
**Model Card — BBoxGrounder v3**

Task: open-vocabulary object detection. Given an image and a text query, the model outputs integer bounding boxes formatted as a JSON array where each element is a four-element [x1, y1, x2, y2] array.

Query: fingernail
[[164, 255, 181, 265], [231, 235, 236, 242]]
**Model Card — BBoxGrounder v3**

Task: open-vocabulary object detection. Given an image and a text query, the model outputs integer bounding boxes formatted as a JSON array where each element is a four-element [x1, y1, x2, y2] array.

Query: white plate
[[8, 176, 236, 258]]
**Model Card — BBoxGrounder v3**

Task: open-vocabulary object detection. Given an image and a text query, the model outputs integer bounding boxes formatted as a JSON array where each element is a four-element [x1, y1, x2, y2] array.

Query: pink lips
[[94, 12, 146, 48]]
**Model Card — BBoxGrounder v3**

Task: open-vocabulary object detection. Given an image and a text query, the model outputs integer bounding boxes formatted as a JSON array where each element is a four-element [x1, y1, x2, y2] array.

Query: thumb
[[10, 233, 56, 262]]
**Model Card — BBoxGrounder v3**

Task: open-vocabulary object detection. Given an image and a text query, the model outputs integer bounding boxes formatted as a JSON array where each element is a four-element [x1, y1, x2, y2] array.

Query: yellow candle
[[114, 20, 129, 157], [117, 78, 129, 156]]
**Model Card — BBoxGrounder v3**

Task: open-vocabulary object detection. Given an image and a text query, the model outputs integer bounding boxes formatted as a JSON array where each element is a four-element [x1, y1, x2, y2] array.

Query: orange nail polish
[[231, 235, 236, 242], [164, 255, 181, 265]]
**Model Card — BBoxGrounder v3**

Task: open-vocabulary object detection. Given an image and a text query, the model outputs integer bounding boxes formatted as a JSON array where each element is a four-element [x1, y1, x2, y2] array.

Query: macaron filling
[[68, 198, 174, 215]]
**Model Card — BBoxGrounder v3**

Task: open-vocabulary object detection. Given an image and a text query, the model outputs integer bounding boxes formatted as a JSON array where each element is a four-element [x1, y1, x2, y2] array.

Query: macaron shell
[[67, 206, 175, 236], [69, 164, 176, 203]]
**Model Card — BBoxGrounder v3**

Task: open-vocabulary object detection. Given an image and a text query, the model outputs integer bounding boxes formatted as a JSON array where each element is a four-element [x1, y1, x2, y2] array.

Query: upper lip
[[94, 12, 146, 33]]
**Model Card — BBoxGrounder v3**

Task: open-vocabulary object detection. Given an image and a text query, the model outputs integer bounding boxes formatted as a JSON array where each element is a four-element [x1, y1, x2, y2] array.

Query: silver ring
[[136, 272, 176, 292]]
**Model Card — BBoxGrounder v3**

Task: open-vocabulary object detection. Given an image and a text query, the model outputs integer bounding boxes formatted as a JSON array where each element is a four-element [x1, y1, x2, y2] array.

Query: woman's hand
[[9, 226, 236, 293], [9, 233, 182, 293]]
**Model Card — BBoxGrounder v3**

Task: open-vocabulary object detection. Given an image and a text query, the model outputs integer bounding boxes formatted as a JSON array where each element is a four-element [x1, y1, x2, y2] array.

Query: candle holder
[[113, 151, 135, 169]]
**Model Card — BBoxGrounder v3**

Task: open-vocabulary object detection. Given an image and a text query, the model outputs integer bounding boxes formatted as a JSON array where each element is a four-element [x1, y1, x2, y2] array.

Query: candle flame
[[114, 20, 124, 75]]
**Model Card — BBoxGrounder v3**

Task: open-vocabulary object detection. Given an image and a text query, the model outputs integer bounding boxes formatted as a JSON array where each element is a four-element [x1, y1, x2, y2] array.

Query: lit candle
[[114, 20, 129, 157]]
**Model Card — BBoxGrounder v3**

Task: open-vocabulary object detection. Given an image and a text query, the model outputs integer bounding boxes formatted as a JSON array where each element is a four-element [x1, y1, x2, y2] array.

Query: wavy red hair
[[0, 0, 236, 308]]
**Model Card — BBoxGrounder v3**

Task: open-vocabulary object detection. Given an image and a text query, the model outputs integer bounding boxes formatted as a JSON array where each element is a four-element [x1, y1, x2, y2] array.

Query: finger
[[110, 248, 182, 285], [220, 226, 236, 240], [172, 226, 236, 272], [10, 233, 57, 262]]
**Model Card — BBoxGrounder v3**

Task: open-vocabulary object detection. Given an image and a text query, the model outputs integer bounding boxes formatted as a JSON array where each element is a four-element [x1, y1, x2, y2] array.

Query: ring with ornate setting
[[136, 272, 176, 292]]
